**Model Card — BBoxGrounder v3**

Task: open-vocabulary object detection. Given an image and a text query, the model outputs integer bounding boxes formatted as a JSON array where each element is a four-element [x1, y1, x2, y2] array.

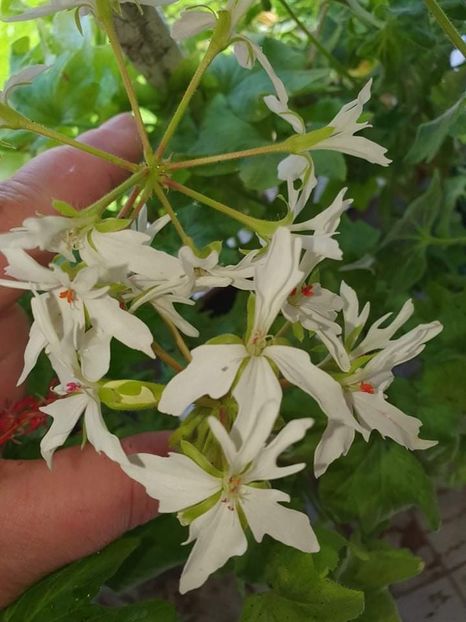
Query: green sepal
[[282, 125, 335, 153], [196, 240, 223, 258], [52, 199, 81, 218], [95, 218, 132, 233], [245, 293, 256, 342], [179, 490, 222, 526], [206, 333, 243, 345], [99, 379, 163, 411], [292, 322, 305, 342], [180, 440, 223, 478], [74, 6, 84, 35], [345, 324, 364, 351], [0, 102, 29, 129], [347, 353, 375, 374]]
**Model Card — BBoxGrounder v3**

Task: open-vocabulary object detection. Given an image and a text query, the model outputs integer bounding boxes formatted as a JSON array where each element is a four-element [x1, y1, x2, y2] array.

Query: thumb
[[0, 431, 169, 608]]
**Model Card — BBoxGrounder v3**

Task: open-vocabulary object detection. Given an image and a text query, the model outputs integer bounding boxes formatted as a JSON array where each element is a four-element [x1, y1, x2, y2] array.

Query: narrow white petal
[[353, 299, 414, 355], [231, 356, 282, 449], [208, 417, 238, 465], [171, 10, 216, 40], [122, 452, 220, 512], [179, 501, 248, 593], [253, 228, 303, 336], [1, 248, 57, 285], [85, 296, 155, 359], [84, 398, 128, 465], [241, 487, 319, 552], [79, 328, 111, 382], [158, 344, 247, 416], [39, 393, 88, 468], [314, 420, 355, 477], [315, 136, 391, 166], [340, 280, 370, 338], [246, 418, 313, 482], [17, 320, 47, 386], [352, 391, 437, 450], [265, 345, 361, 430]]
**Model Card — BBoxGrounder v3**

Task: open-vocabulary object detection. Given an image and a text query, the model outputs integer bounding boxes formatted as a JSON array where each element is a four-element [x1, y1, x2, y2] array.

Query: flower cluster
[[0, 0, 442, 594]]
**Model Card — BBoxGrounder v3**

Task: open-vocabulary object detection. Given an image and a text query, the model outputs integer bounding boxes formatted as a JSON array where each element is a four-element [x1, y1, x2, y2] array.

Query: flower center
[[359, 382, 375, 394], [65, 382, 81, 394], [59, 288, 76, 304], [221, 475, 243, 511], [247, 331, 267, 356]]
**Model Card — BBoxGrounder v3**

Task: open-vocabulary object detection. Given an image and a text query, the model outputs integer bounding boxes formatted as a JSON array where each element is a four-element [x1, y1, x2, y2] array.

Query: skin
[[0, 114, 169, 607]]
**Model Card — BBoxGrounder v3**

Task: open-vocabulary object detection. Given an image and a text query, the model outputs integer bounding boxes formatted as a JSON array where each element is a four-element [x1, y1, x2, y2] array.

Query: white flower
[[178, 245, 256, 293], [159, 228, 361, 445], [1, 0, 175, 23], [39, 347, 127, 468], [282, 283, 350, 372], [0, 250, 155, 382], [268, 80, 391, 166], [278, 154, 317, 218], [314, 282, 443, 476], [121, 402, 318, 593], [172, 0, 254, 41]]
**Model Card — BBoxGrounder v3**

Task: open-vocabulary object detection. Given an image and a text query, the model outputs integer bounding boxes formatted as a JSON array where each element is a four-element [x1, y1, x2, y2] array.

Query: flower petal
[[122, 452, 220, 512], [84, 398, 128, 464], [246, 418, 313, 482], [79, 328, 111, 382], [253, 228, 303, 336], [158, 344, 247, 416], [85, 296, 155, 359], [231, 356, 282, 448], [314, 420, 355, 477], [353, 298, 414, 356], [240, 487, 319, 552], [171, 9, 216, 40], [179, 501, 248, 593], [265, 345, 361, 430], [352, 391, 437, 451], [17, 319, 47, 386], [39, 393, 88, 468]]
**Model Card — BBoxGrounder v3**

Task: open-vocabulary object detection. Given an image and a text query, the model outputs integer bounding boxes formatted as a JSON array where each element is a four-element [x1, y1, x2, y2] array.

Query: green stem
[[26, 121, 140, 172], [424, 0, 466, 56], [152, 341, 184, 372], [153, 182, 195, 249], [161, 315, 193, 363], [155, 45, 221, 160], [345, 0, 384, 29], [165, 179, 266, 231], [99, 9, 154, 165], [85, 168, 148, 215], [276, 0, 355, 82], [165, 142, 285, 171], [428, 235, 466, 247], [275, 321, 291, 338]]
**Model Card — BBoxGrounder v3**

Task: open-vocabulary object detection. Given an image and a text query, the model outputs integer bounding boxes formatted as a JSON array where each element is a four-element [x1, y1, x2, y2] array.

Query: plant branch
[[26, 121, 140, 172], [165, 142, 285, 171], [160, 315, 192, 363], [424, 0, 466, 56], [85, 168, 148, 215], [152, 341, 184, 372]]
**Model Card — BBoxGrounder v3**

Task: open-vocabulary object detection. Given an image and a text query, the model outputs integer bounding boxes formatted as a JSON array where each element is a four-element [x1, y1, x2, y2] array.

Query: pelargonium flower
[[158, 228, 361, 446], [0, 250, 155, 382], [122, 401, 318, 593], [314, 282, 442, 476]]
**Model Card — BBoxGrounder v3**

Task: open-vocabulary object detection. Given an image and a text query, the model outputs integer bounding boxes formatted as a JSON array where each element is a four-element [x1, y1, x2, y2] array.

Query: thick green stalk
[[153, 182, 195, 249], [165, 143, 287, 171], [85, 168, 148, 215]]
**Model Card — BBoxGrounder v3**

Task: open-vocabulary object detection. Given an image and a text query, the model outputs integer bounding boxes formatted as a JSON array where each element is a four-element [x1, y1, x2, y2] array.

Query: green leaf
[[240, 545, 364, 622], [51, 199, 80, 218], [355, 590, 401, 622], [1, 539, 138, 622], [108, 516, 188, 591], [342, 541, 424, 591], [406, 96, 465, 163], [318, 439, 440, 532]]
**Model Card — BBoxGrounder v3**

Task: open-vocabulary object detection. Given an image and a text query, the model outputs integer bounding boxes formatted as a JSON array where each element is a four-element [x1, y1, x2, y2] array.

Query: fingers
[[0, 113, 142, 309], [0, 305, 29, 404], [0, 431, 170, 608]]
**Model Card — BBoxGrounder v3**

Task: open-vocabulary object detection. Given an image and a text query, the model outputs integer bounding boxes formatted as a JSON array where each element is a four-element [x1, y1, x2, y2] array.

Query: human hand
[[0, 114, 169, 607]]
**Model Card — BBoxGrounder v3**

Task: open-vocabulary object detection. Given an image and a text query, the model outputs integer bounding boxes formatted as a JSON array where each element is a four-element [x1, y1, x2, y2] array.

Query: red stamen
[[360, 382, 375, 394], [301, 284, 314, 297], [65, 382, 81, 394], [59, 288, 75, 304], [0, 390, 56, 446]]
